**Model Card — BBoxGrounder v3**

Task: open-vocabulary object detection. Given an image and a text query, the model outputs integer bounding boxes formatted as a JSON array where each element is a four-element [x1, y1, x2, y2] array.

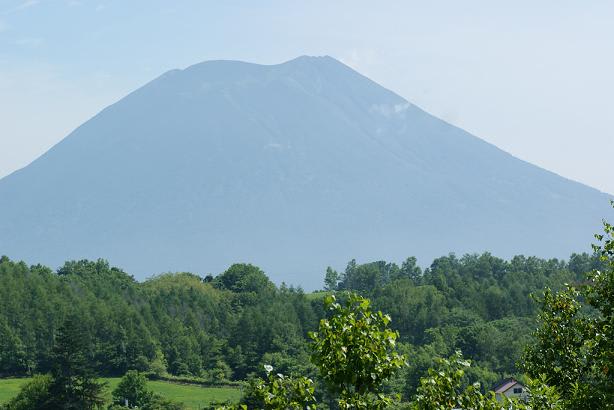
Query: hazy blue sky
[[1, 1, 612, 194]]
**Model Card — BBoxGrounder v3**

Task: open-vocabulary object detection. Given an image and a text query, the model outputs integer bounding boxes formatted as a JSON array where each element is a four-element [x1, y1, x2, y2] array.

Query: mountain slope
[[0, 56, 610, 288]]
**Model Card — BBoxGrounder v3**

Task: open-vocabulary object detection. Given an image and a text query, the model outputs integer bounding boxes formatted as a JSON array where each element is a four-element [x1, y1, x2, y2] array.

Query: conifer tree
[[46, 315, 106, 409]]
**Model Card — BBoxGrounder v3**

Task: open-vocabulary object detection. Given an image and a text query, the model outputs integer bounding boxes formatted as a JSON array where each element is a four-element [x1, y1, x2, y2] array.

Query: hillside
[[0, 253, 598, 397], [0, 56, 610, 287]]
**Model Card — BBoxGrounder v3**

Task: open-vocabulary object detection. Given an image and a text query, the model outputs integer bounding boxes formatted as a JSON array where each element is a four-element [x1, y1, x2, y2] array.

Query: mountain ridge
[[0, 56, 610, 288]]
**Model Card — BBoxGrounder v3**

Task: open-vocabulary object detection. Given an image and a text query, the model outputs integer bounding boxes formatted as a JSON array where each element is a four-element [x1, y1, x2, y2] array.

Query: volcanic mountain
[[0, 56, 610, 288]]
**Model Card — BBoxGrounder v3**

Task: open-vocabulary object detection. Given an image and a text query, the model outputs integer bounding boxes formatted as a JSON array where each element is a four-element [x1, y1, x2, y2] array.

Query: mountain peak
[[156, 55, 355, 87], [0, 56, 609, 288], [283, 54, 339, 65]]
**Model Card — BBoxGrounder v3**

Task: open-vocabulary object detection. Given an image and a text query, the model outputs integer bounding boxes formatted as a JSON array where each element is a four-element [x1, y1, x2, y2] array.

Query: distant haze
[[0, 57, 610, 289], [0, 1, 613, 194]]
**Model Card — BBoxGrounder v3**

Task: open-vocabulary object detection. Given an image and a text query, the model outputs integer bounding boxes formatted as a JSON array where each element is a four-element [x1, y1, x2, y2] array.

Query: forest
[[0, 249, 604, 401]]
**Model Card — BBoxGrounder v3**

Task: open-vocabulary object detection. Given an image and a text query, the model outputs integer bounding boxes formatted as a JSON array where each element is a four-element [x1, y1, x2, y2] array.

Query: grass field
[[0, 379, 25, 404], [305, 290, 331, 301], [0, 377, 241, 409]]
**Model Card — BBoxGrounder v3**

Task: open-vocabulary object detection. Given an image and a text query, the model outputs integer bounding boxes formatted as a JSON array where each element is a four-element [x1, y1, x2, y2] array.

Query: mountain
[[0, 56, 610, 288]]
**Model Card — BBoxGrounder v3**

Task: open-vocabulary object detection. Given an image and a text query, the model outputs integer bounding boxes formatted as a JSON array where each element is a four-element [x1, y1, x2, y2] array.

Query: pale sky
[[1, 0, 612, 194]]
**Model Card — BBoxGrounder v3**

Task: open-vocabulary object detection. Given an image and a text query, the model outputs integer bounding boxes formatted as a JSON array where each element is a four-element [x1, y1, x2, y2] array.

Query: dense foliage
[[0, 249, 602, 406], [228, 368, 317, 410], [1, 375, 52, 410], [523, 213, 614, 409], [413, 351, 562, 410], [45, 315, 107, 409], [326, 252, 601, 398], [109, 370, 185, 409], [309, 294, 406, 408], [228, 294, 565, 410], [2, 315, 107, 409], [225, 293, 405, 409]]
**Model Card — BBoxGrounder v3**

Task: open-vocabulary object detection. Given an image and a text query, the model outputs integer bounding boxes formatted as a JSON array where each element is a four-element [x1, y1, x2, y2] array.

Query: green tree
[[214, 264, 275, 294], [338, 261, 400, 293], [0, 316, 28, 376], [309, 293, 407, 409], [1, 374, 52, 410], [413, 351, 561, 410], [413, 351, 510, 409], [111, 370, 153, 408], [248, 365, 317, 409], [400, 257, 422, 283], [148, 348, 168, 377], [523, 206, 614, 409], [323, 267, 339, 291], [109, 370, 185, 410], [46, 316, 106, 409]]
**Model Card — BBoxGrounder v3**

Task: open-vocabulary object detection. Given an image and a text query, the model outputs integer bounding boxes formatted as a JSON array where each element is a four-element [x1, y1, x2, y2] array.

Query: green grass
[[305, 290, 332, 301], [0, 378, 27, 404], [0, 377, 241, 409]]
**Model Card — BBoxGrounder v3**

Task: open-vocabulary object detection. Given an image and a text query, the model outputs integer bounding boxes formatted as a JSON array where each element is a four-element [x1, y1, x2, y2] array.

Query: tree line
[[0, 251, 601, 391], [1, 208, 612, 409], [228, 212, 614, 409]]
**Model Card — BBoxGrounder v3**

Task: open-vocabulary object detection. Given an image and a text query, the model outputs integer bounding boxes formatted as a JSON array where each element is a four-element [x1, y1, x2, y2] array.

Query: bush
[[2, 374, 52, 410], [110, 370, 185, 409]]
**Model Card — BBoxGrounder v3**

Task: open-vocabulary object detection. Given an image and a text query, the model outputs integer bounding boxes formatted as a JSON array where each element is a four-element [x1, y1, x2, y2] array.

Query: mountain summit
[[0, 56, 610, 287]]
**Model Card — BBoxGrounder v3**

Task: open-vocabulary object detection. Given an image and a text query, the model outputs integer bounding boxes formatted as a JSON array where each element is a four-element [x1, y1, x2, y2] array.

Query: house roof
[[493, 378, 523, 394]]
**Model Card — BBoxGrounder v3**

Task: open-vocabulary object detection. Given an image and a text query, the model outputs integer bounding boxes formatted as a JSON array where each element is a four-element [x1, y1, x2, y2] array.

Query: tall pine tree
[[46, 315, 106, 409]]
